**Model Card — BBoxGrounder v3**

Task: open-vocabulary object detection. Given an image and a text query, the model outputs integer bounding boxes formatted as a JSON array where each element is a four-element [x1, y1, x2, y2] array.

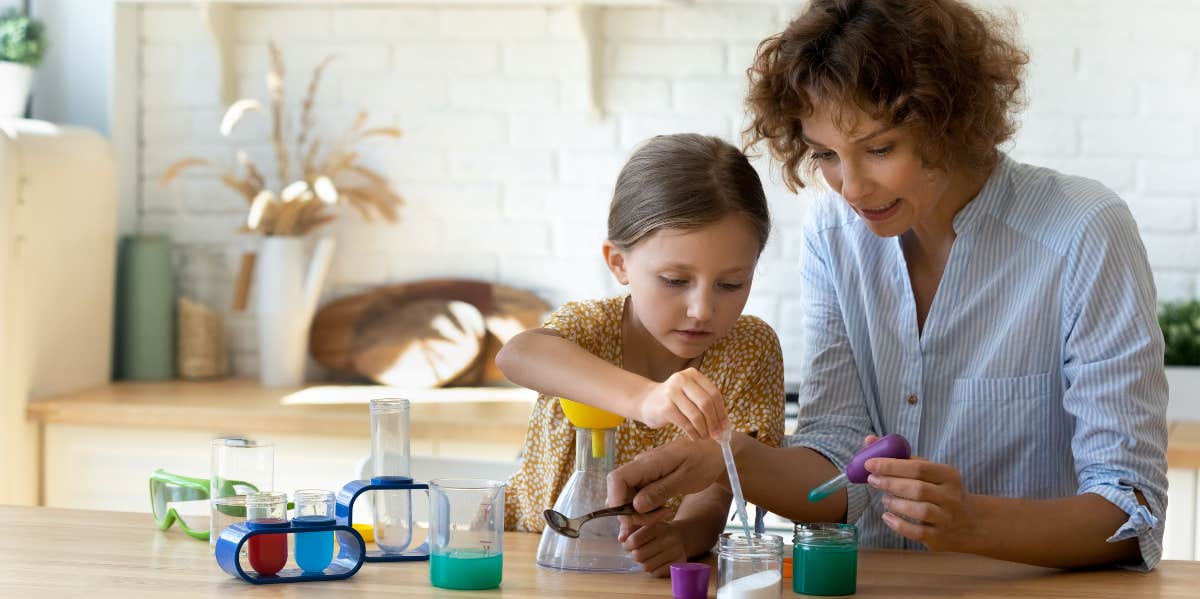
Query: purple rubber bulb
[[808, 433, 912, 502]]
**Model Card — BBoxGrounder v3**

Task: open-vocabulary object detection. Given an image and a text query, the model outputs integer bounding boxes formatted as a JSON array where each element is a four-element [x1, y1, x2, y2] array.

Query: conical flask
[[536, 426, 640, 572]]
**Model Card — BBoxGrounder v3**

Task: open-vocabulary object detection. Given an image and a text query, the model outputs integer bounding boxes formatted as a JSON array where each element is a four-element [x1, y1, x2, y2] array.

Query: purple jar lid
[[670, 562, 711, 599]]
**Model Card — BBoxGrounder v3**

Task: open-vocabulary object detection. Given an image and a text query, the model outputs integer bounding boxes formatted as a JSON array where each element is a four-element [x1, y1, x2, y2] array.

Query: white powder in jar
[[715, 570, 781, 599]]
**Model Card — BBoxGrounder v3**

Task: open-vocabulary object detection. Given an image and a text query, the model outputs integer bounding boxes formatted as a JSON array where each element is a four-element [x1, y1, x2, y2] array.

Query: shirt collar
[[951, 152, 1013, 235]]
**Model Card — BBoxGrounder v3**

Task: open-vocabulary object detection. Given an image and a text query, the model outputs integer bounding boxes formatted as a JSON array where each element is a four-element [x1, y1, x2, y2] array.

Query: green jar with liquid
[[793, 522, 858, 596]]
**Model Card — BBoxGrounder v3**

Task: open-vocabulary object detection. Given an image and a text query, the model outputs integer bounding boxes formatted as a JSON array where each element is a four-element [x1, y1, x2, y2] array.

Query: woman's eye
[[868, 144, 893, 157], [661, 277, 687, 287], [811, 150, 836, 161], [718, 282, 745, 291]]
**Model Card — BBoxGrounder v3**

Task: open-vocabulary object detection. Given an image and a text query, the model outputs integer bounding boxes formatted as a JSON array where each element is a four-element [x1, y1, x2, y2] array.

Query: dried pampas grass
[[160, 41, 403, 237]]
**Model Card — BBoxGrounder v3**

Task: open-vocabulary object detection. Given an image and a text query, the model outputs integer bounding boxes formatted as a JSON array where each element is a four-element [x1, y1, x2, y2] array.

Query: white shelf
[[125, 0, 687, 117]]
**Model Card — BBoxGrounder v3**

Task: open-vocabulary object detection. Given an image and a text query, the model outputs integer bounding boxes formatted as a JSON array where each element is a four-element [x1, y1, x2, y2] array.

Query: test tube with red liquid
[[245, 491, 289, 576]]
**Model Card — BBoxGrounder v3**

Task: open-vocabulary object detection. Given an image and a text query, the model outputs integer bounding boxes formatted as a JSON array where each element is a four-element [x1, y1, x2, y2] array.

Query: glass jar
[[716, 532, 783, 599], [792, 523, 857, 596]]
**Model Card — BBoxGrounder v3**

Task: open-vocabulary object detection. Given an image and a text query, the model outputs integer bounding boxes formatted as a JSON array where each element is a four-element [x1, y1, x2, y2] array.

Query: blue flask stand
[[336, 476, 431, 562]]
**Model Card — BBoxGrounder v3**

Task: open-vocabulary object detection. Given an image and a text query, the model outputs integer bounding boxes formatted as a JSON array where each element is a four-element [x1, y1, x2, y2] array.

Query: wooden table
[[1, 506, 1198, 597]]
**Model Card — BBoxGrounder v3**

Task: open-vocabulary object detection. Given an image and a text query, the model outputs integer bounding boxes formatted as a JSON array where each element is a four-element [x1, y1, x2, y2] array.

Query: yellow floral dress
[[504, 296, 786, 532]]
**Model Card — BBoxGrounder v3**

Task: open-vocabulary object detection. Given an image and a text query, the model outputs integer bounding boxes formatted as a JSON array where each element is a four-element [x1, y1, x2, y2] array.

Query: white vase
[[255, 236, 335, 387], [0, 62, 33, 118]]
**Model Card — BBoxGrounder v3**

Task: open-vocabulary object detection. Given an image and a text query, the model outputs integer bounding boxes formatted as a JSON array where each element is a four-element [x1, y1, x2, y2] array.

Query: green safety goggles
[[149, 469, 262, 541]]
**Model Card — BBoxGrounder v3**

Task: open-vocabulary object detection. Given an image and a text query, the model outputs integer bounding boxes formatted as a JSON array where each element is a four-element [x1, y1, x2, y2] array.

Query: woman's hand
[[637, 367, 729, 440], [863, 437, 982, 553], [608, 437, 725, 517], [620, 520, 689, 577]]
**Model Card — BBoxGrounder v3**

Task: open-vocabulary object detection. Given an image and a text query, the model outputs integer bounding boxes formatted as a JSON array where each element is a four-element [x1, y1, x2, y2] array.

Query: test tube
[[245, 491, 289, 576], [293, 489, 336, 573], [370, 398, 413, 553]]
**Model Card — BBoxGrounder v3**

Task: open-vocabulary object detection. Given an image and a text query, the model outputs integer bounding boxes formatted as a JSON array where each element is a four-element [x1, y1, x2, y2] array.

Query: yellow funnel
[[559, 398, 623, 458]]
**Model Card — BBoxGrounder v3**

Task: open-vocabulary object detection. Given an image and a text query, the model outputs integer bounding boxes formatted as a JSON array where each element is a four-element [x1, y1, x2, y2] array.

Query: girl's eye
[[661, 277, 687, 287], [718, 282, 745, 291], [811, 150, 836, 161], [868, 144, 893, 157]]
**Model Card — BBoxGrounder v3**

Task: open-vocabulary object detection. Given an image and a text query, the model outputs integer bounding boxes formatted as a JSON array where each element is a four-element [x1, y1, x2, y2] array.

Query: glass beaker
[[793, 523, 857, 596], [293, 489, 336, 573], [370, 398, 412, 554], [536, 427, 639, 572], [246, 491, 289, 577], [210, 437, 273, 547], [716, 532, 783, 599], [429, 478, 505, 590]]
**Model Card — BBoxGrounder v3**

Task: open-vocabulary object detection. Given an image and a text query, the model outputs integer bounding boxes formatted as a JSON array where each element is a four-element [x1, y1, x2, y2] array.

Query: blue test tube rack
[[214, 520, 366, 584], [336, 476, 431, 562]]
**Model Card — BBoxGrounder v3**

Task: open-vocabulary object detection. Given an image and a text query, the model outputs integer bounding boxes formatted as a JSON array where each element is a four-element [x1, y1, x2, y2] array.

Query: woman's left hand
[[864, 455, 982, 553]]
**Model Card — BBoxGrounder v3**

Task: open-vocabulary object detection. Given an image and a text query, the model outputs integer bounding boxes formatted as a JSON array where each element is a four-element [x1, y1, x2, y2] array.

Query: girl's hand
[[620, 520, 688, 577], [864, 453, 982, 553], [637, 367, 729, 440]]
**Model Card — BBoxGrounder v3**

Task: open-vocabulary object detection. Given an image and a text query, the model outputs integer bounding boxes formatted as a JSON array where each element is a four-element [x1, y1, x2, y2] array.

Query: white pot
[[0, 61, 33, 118], [1166, 366, 1200, 422], [255, 236, 335, 387]]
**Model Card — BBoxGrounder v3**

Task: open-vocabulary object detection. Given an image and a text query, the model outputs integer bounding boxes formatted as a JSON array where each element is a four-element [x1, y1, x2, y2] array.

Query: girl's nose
[[687, 291, 716, 322]]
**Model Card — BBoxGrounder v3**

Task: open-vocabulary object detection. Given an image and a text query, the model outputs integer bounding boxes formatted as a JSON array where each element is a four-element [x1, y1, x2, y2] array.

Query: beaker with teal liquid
[[429, 479, 505, 590], [793, 522, 858, 596], [293, 489, 336, 573]]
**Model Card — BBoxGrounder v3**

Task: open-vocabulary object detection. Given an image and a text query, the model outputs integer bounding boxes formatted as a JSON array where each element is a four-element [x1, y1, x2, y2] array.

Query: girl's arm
[[496, 328, 651, 421], [496, 328, 728, 439], [670, 483, 733, 558], [618, 483, 733, 577]]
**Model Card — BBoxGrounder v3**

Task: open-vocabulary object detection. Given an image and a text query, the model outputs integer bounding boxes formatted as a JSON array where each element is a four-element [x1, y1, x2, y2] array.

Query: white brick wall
[[136, 1, 1200, 382]]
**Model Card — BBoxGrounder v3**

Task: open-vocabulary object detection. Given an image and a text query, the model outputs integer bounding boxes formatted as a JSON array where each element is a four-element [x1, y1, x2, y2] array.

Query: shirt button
[[906, 394, 918, 405]]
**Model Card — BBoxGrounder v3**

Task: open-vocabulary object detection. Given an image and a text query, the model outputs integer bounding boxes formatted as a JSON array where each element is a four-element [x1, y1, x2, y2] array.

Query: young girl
[[497, 133, 785, 577]]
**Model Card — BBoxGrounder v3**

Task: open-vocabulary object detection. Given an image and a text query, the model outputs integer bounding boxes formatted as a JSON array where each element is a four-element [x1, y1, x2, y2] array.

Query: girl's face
[[800, 97, 956, 238], [604, 213, 759, 360]]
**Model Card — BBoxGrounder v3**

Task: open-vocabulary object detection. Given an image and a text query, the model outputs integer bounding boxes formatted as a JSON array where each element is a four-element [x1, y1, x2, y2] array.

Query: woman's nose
[[839, 163, 873, 204]]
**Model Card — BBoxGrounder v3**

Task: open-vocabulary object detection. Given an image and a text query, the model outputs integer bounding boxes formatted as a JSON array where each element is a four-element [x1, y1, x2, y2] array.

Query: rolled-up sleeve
[[1062, 203, 1169, 571], [785, 209, 876, 527]]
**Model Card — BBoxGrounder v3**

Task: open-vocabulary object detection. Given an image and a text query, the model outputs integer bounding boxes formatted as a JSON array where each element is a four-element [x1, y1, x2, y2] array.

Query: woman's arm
[[865, 456, 1143, 568], [607, 433, 847, 526]]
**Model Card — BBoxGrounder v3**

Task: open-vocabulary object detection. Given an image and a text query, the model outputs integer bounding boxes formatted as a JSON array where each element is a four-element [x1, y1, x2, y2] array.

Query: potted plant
[[0, 8, 47, 118], [161, 43, 403, 387], [1160, 300, 1200, 420]]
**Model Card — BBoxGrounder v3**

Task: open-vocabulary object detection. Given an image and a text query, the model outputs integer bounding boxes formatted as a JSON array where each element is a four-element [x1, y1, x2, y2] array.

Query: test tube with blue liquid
[[292, 489, 336, 573], [808, 434, 912, 503]]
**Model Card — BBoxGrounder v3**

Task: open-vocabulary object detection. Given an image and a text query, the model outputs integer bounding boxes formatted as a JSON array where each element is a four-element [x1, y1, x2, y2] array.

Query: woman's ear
[[602, 240, 630, 285]]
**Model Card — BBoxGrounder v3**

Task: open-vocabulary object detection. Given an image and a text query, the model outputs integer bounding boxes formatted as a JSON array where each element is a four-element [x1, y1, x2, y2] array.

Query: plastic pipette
[[807, 433, 912, 503], [719, 428, 753, 540]]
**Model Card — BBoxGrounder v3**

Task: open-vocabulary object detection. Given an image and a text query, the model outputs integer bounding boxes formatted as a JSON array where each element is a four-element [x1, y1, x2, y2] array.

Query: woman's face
[[605, 213, 758, 360], [800, 98, 955, 238]]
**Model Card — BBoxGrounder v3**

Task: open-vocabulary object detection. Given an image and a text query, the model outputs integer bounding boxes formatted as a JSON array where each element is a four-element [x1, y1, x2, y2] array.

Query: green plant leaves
[[0, 9, 48, 67], [1159, 300, 1200, 366]]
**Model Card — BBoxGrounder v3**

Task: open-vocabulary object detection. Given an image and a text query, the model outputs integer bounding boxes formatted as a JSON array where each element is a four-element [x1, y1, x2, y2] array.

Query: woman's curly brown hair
[[744, 0, 1029, 191]]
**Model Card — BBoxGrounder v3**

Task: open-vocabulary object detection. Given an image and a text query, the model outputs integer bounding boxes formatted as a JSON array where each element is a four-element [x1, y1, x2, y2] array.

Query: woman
[[607, 0, 1167, 571]]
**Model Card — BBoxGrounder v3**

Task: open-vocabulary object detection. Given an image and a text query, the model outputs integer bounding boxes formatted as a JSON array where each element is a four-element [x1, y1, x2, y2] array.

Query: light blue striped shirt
[[786, 154, 1168, 570]]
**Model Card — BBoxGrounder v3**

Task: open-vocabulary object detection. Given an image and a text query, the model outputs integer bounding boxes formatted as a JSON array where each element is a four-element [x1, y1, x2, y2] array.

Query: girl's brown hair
[[744, 0, 1029, 191], [608, 133, 770, 254]]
